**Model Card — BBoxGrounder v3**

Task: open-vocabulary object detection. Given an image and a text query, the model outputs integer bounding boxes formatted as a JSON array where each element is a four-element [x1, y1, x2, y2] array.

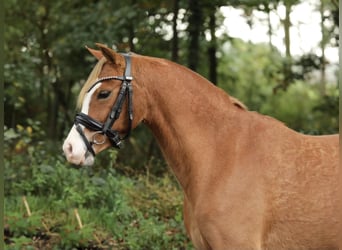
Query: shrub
[[4, 124, 192, 249]]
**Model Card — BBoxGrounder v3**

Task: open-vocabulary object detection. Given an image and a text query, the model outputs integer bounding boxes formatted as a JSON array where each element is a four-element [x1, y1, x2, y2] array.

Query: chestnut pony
[[63, 44, 340, 250]]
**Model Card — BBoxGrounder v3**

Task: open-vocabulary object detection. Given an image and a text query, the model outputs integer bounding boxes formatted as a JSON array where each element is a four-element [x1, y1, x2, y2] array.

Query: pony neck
[[140, 59, 244, 202]]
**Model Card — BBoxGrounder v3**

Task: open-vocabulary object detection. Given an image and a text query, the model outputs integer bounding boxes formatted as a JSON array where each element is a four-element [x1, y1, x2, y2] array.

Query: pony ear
[[95, 43, 123, 65], [85, 45, 103, 60]]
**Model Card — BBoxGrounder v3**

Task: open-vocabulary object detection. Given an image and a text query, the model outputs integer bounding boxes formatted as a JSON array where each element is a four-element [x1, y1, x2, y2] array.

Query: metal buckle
[[92, 131, 106, 145]]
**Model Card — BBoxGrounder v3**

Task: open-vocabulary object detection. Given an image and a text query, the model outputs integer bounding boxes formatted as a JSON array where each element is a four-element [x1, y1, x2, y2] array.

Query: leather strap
[[74, 53, 134, 156]]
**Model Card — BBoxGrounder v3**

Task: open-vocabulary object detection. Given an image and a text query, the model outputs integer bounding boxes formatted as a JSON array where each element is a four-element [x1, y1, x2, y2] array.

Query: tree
[[171, 0, 180, 62], [5, 0, 136, 139], [187, 0, 204, 71], [4, 0, 337, 163], [207, 5, 218, 85], [318, 0, 339, 95]]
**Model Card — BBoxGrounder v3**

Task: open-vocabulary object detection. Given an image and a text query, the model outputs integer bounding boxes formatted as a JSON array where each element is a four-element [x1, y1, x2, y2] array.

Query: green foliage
[[218, 39, 284, 110], [260, 82, 338, 134], [218, 39, 338, 134], [5, 174, 191, 248], [4, 124, 192, 249]]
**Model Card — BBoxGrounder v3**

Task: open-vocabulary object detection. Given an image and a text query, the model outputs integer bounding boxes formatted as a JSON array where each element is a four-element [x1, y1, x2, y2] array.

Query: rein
[[74, 54, 133, 156]]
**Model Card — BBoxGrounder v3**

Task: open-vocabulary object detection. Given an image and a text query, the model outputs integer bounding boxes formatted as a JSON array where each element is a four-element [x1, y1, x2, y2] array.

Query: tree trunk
[[284, 2, 291, 59], [208, 9, 217, 85], [266, 4, 273, 50], [282, 1, 292, 90], [187, 0, 202, 71], [319, 0, 326, 95], [128, 0, 136, 51], [171, 0, 179, 62], [38, 5, 57, 139]]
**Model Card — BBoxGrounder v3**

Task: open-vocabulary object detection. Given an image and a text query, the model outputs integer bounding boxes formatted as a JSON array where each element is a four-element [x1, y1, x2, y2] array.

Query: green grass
[[5, 165, 193, 249], [4, 130, 193, 249]]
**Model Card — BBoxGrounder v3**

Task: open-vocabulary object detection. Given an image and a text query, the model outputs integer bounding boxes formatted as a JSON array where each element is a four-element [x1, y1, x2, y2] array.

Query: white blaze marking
[[76, 81, 102, 136], [82, 82, 102, 115]]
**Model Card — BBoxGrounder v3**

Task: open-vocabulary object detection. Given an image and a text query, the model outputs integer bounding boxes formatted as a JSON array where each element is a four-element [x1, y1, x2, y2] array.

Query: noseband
[[74, 54, 133, 156]]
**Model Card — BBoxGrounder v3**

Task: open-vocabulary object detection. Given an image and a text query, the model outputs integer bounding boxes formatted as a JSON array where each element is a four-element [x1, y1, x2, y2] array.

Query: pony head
[[63, 44, 147, 165]]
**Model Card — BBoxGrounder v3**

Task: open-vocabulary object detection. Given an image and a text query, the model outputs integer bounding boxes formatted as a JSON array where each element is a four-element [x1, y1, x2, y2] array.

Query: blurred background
[[4, 0, 339, 248]]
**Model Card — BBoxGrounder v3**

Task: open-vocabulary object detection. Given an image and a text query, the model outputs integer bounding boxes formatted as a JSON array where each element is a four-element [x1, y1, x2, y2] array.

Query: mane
[[76, 57, 107, 110], [76, 54, 249, 113]]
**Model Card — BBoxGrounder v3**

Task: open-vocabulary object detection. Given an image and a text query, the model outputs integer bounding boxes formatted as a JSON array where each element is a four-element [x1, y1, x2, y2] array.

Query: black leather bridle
[[74, 54, 133, 156]]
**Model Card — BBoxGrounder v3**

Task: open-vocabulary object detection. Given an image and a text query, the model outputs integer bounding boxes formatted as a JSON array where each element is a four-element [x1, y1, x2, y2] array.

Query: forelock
[[76, 57, 106, 110]]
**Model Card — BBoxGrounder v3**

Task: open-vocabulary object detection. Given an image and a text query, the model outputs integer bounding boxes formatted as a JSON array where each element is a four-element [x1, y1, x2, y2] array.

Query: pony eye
[[97, 90, 111, 99]]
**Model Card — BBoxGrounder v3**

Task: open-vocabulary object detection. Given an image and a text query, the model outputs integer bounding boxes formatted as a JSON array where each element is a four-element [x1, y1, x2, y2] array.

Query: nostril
[[67, 143, 73, 155], [64, 143, 73, 156]]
